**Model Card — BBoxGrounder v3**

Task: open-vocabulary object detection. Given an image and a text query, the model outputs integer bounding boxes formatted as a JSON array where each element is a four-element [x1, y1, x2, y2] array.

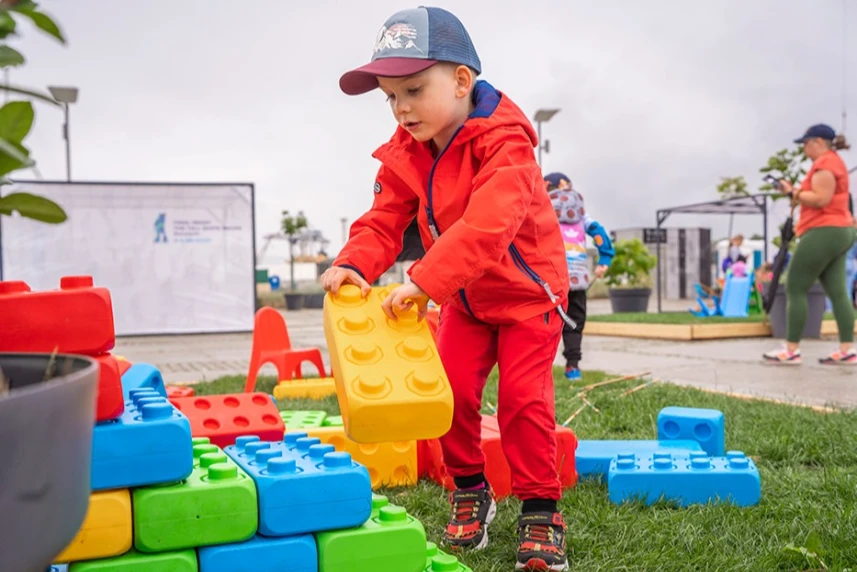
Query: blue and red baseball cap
[[544, 172, 572, 190], [339, 6, 482, 96], [794, 123, 837, 143]]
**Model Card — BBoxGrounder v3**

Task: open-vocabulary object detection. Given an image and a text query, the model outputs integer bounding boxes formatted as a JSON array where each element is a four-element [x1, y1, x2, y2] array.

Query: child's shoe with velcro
[[443, 486, 497, 551], [515, 511, 569, 571]]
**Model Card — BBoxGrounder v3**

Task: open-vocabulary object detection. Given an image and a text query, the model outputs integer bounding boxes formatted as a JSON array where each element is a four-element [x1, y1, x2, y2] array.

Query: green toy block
[[279, 410, 328, 429], [132, 448, 258, 552], [69, 548, 197, 571], [424, 542, 473, 572], [322, 415, 343, 427], [316, 495, 426, 572]]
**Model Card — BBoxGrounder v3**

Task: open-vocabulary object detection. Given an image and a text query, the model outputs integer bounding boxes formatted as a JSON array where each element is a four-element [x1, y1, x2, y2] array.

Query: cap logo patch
[[374, 23, 422, 54]]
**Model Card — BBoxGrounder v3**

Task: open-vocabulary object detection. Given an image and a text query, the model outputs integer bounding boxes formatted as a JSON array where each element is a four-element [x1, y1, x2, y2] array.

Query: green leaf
[[0, 44, 24, 67], [0, 12, 16, 40], [0, 191, 66, 223], [0, 100, 33, 142], [0, 136, 31, 178], [11, 5, 64, 43]]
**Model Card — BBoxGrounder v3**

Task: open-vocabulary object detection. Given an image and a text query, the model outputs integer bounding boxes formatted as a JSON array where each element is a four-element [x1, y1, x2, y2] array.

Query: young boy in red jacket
[[321, 7, 571, 571]]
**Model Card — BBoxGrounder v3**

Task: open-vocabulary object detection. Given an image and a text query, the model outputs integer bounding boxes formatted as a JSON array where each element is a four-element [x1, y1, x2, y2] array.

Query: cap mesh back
[[426, 7, 481, 74]]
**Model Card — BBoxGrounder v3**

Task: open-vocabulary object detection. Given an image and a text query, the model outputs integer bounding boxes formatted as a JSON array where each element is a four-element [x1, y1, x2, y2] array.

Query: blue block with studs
[[657, 407, 725, 457], [607, 450, 761, 507], [120, 364, 167, 400], [197, 533, 318, 572], [91, 390, 194, 490], [576, 439, 703, 482], [223, 432, 372, 536]]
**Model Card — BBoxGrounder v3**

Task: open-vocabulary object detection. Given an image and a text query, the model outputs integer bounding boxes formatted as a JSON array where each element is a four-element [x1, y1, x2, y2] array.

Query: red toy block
[[116, 359, 133, 377], [244, 307, 326, 392], [0, 275, 115, 355], [94, 354, 125, 421], [420, 415, 578, 499], [169, 392, 285, 448], [166, 385, 195, 399]]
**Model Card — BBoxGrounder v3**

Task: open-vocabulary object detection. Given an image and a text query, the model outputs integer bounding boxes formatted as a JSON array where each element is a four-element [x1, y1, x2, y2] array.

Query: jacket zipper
[[425, 125, 477, 318], [509, 243, 578, 329]]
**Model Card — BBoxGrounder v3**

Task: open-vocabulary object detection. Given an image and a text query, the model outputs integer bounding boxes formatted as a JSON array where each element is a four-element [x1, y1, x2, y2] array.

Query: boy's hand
[[594, 265, 608, 279], [381, 282, 430, 321], [321, 266, 371, 297]]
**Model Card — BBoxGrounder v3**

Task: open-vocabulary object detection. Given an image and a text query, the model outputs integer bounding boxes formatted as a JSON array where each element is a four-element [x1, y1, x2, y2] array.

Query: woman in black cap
[[764, 124, 855, 365]]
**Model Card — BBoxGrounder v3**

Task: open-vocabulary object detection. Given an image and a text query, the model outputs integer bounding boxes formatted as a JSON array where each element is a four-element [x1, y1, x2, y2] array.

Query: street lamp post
[[533, 108, 560, 167], [48, 86, 79, 182]]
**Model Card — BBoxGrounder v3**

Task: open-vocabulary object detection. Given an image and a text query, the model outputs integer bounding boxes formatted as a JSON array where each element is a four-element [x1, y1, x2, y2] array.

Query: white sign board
[[1, 182, 255, 336]]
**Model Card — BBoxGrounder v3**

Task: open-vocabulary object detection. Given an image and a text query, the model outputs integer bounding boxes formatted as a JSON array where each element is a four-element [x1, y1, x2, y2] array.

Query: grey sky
[[9, 0, 857, 259]]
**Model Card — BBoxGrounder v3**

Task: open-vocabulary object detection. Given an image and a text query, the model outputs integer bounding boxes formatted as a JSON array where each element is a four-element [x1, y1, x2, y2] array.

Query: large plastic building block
[[50, 566, 68, 572], [576, 439, 703, 482], [92, 353, 125, 421], [657, 406, 725, 457], [323, 415, 343, 427], [607, 450, 761, 507], [133, 448, 258, 552], [323, 284, 454, 443], [116, 356, 133, 376], [244, 307, 327, 392], [223, 432, 372, 536], [68, 549, 197, 571], [301, 425, 418, 489], [424, 542, 473, 572], [316, 494, 427, 572], [423, 415, 578, 499], [56, 489, 132, 563], [121, 363, 166, 400], [197, 534, 318, 572], [279, 410, 328, 429], [169, 392, 285, 448], [272, 377, 337, 400], [167, 385, 195, 399], [0, 276, 115, 355], [91, 391, 193, 490]]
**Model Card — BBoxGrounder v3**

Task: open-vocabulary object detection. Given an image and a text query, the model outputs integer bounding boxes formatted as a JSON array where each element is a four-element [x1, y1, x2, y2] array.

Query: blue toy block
[[198, 533, 317, 572], [657, 406, 725, 457], [576, 439, 703, 481], [607, 450, 761, 507], [50, 566, 68, 572], [91, 390, 194, 490], [122, 364, 167, 400], [223, 432, 373, 536]]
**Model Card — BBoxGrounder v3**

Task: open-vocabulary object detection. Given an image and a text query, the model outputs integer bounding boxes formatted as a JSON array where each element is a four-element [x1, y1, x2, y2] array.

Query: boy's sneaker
[[444, 486, 497, 551], [564, 367, 581, 381], [515, 512, 569, 571], [819, 348, 857, 365], [762, 346, 801, 365]]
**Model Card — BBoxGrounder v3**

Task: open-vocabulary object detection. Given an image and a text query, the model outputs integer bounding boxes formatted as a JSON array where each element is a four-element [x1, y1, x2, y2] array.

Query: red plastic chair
[[244, 307, 327, 392]]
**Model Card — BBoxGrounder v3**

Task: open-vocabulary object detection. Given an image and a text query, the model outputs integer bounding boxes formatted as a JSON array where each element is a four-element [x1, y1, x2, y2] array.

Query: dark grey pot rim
[[0, 353, 99, 401]]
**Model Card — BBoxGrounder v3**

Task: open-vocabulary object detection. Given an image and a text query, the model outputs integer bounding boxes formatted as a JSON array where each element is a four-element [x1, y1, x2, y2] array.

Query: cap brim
[[339, 58, 438, 96], [793, 136, 809, 144]]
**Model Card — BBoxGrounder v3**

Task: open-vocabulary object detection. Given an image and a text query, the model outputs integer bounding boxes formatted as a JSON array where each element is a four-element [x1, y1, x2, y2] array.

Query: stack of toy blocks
[[604, 406, 761, 507]]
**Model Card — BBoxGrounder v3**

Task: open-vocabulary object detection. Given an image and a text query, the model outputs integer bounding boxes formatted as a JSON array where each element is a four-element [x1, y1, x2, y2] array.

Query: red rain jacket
[[334, 81, 569, 324]]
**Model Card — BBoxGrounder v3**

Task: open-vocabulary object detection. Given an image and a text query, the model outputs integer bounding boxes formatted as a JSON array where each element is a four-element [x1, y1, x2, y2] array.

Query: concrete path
[[114, 299, 857, 409]]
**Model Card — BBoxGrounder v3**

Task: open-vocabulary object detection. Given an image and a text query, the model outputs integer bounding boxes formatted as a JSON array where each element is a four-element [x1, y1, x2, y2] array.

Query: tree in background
[[0, 0, 68, 223], [281, 210, 308, 291]]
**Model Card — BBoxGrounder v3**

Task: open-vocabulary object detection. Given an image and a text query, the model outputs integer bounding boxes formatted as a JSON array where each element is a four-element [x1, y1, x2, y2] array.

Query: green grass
[[191, 372, 857, 571], [589, 312, 767, 324]]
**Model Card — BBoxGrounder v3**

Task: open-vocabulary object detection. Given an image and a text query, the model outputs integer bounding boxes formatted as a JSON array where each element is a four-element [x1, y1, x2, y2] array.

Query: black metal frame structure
[[655, 194, 771, 312]]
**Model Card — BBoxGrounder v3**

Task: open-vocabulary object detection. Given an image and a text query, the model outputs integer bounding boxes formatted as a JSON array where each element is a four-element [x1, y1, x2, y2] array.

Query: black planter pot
[[304, 293, 326, 309], [284, 292, 305, 311], [608, 287, 652, 313], [767, 281, 826, 339], [0, 353, 99, 572]]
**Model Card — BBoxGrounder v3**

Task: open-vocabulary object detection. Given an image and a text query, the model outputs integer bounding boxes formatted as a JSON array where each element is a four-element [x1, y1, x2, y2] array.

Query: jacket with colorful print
[[334, 80, 569, 324], [550, 187, 615, 291]]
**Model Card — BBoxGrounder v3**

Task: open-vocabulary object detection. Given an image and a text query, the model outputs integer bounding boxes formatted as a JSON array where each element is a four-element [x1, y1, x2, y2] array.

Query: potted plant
[[281, 209, 308, 310], [603, 238, 657, 313]]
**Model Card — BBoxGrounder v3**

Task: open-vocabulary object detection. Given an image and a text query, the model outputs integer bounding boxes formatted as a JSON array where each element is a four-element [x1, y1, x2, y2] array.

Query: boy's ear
[[454, 64, 474, 98]]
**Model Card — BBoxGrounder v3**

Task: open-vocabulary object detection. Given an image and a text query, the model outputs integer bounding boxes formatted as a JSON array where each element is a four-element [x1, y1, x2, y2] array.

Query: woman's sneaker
[[819, 348, 857, 365], [762, 346, 802, 364], [515, 512, 569, 571], [443, 486, 497, 551]]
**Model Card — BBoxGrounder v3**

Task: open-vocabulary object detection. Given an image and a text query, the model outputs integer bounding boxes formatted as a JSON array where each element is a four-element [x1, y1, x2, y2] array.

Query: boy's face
[[378, 64, 472, 147]]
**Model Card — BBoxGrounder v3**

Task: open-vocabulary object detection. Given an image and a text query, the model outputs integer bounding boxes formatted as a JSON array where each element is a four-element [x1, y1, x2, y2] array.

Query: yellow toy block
[[56, 489, 132, 562], [323, 284, 453, 443], [272, 377, 337, 400], [301, 426, 418, 489]]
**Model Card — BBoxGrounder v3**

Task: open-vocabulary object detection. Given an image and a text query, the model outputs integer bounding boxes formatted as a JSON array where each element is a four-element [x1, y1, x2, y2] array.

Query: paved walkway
[[114, 300, 857, 409]]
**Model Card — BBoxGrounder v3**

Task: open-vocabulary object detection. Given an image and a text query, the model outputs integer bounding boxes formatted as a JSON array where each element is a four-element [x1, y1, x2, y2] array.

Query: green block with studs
[[322, 415, 344, 427], [279, 410, 328, 429], [69, 549, 197, 571], [316, 494, 426, 572], [132, 440, 258, 552], [423, 542, 473, 572]]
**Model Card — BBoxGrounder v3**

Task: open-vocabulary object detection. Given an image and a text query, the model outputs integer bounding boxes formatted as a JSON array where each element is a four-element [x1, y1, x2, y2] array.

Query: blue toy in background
[[690, 270, 754, 318], [607, 450, 761, 507], [268, 275, 281, 291], [657, 406, 725, 457]]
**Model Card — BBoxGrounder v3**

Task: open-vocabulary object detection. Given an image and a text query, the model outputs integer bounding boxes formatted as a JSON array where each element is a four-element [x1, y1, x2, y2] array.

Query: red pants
[[437, 304, 562, 500]]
